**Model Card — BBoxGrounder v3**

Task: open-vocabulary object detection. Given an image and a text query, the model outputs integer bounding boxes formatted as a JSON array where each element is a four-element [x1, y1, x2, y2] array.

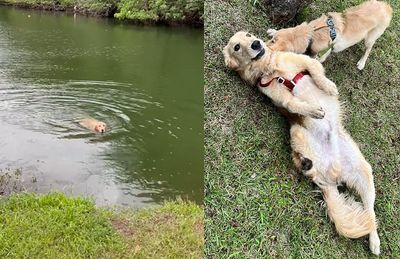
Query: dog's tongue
[[253, 48, 265, 60]]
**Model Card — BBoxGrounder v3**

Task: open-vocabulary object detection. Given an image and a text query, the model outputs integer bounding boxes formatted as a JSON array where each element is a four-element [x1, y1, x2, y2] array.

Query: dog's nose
[[101, 129, 104, 133], [251, 40, 261, 50]]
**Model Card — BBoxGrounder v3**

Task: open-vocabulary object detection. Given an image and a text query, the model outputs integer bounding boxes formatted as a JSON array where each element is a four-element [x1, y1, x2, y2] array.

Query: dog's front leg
[[261, 85, 325, 119], [299, 56, 338, 96]]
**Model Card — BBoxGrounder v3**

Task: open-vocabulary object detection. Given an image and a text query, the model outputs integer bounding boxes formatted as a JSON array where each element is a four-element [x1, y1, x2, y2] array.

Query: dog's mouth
[[252, 47, 265, 60]]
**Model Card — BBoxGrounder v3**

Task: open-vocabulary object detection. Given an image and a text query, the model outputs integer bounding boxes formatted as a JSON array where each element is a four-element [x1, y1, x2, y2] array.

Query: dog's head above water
[[223, 31, 267, 71], [94, 122, 106, 133]]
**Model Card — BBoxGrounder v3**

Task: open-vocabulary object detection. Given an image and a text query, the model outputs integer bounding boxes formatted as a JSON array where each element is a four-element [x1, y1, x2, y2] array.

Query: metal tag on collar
[[327, 16, 334, 26], [329, 28, 337, 39], [277, 77, 285, 84], [327, 16, 337, 41]]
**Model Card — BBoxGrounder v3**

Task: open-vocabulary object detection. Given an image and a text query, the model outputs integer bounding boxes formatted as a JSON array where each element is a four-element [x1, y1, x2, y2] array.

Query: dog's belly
[[332, 34, 363, 53], [293, 77, 341, 170], [337, 133, 362, 176], [292, 76, 340, 121]]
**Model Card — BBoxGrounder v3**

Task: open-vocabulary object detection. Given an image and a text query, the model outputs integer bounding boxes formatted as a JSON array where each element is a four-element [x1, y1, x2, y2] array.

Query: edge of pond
[[0, 1, 204, 28]]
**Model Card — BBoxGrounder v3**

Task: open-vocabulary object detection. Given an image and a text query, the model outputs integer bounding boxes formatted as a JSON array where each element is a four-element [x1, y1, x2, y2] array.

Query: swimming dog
[[79, 118, 106, 133]]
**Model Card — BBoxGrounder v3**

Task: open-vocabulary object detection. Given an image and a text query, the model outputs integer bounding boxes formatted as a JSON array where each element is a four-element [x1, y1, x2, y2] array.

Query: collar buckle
[[277, 77, 285, 84]]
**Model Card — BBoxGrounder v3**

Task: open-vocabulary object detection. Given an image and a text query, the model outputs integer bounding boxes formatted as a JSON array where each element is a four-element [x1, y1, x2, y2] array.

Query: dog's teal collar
[[305, 17, 336, 57], [327, 16, 337, 41]]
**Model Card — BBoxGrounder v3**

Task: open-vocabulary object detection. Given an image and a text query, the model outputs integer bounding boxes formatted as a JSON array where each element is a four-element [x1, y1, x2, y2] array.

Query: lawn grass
[[0, 192, 203, 258], [204, 0, 400, 257]]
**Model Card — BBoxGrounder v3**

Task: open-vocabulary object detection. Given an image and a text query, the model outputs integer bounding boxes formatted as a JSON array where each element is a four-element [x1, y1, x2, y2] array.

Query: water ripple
[[0, 79, 173, 140]]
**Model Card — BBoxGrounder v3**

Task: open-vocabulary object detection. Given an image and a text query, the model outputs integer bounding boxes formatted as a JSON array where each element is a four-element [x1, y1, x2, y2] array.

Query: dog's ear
[[267, 29, 277, 37], [223, 46, 239, 70]]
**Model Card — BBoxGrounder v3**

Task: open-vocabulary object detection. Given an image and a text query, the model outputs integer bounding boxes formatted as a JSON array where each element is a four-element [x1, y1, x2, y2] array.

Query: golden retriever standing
[[79, 118, 106, 133], [266, 0, 392, 70], [223, 31, 380, 255]]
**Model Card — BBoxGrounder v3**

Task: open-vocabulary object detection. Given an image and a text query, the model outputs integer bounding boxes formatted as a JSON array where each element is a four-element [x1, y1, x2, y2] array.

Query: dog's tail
[[322, 185, 376, 238]]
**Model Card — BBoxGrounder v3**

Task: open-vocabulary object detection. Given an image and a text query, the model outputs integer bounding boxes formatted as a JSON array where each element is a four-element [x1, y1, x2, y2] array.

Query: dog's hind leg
[[344, 157, 380, 255], [290, 124, 319, 177], [357, 25, 387, 70], [339, 131, 380, 255]]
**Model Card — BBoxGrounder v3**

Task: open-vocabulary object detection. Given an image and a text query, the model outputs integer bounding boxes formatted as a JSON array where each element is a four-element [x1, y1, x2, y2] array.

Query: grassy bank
[[205, 0, 399, 257], [0, 192, 203, 258], [0, 0, 203, 26]]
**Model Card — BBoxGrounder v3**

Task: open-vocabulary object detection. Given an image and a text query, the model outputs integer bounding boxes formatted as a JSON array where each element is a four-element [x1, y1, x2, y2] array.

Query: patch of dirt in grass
[[110, 218, 135, 238], [0, 169, 24, 196], [194, 218, 204, 236]]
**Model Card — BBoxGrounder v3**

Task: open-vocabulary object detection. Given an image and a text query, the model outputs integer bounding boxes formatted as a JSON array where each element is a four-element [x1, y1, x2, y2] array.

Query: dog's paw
[[369, 231, 380, 256], [357, 59, 366, 70], [301, 158, 313, 171], [323, 80, 338, 96], [309, 106, 325, 119], [267, 29, 277, 37]]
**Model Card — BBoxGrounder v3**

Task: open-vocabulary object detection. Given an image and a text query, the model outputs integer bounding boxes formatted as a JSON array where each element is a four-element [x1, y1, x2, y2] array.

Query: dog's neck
[[305, 13, 344, 55], [239, 50, 274, 86], [303, 25, 316, 56]]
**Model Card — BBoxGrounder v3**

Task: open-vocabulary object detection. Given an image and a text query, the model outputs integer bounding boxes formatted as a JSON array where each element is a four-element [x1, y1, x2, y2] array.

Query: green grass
[[0, 192, 203, 258], [205, 0, 400, 257], [111, 200, 204, 258]]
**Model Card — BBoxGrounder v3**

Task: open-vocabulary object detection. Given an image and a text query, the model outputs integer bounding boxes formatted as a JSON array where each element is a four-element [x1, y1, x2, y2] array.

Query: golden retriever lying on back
[[223, 31, 380, 255], [267, 0, 392, 70]]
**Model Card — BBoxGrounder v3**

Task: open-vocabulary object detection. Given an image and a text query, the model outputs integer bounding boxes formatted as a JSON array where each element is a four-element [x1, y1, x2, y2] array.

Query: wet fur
[[223, 31, 380, 255], [267, 0, 392, 70], [79, 118, 106, 133]]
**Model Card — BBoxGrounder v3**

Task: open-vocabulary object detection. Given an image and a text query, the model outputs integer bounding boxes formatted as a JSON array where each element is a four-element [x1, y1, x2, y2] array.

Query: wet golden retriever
[[223, 31, 380, 255], [267, 0, 392, 70], [79, 118, 106, 133]]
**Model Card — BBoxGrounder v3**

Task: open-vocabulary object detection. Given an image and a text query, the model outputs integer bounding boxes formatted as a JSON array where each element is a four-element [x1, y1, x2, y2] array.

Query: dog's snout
[[251, 40, 261, 50]]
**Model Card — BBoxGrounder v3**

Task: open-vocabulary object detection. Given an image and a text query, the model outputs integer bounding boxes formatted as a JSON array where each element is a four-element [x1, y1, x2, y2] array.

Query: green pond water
[[0, 7, 203, 206]]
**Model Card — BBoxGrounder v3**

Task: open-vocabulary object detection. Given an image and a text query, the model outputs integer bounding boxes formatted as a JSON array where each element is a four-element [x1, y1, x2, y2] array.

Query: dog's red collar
[[259, 71, 310, 92]]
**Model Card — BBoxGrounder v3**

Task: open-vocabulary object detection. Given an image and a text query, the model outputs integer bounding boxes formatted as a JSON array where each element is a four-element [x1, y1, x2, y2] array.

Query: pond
[[0, 7, 203, 207]]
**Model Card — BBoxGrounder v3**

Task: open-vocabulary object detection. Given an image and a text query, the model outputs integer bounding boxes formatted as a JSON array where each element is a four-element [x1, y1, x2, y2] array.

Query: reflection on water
[[0, 7, 203, 206]]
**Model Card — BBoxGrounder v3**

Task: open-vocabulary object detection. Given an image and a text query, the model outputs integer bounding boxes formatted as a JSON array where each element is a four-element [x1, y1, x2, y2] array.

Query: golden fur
[[223, 31, 380, 255], [79, 118, 106, 133], [267, 0, 392, 70]]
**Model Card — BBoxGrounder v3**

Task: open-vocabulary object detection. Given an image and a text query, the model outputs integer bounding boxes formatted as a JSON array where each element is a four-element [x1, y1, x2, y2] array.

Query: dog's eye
[[234, 44, 240, 51], [246, 33, 251, 37]]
